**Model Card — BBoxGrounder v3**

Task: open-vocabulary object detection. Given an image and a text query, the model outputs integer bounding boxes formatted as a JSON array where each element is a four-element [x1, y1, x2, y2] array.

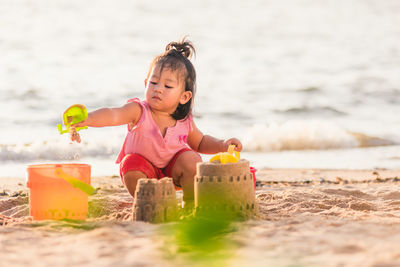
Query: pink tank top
[[116, 98, 193, 168]]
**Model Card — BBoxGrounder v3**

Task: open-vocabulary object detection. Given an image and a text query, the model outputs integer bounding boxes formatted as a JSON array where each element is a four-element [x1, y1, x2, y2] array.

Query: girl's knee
[[122, 171, 147, 180], [179, 151, 202, 172], [172, 151, 201, 185], [183, 151, 202, 164], [123, 170, 147, 197], [123, 170, 147, 185]]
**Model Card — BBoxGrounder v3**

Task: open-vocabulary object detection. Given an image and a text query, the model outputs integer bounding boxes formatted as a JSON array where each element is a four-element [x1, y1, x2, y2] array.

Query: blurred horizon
[[1, 0, 399, 176]]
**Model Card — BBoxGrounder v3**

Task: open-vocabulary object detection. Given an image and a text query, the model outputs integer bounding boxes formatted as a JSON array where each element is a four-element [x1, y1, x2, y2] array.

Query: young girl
[[69, 38, 242, 208]]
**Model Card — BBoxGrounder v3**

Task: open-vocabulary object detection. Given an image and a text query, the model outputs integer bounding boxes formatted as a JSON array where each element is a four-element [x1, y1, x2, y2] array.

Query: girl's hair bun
[[165, 37, 195, 59]]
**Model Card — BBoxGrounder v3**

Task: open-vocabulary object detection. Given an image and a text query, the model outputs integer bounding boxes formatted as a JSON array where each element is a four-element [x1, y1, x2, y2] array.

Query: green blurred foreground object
[[162, 204, 239, 266], [57, 104, 88, 134], [55, 168, 95, 195]]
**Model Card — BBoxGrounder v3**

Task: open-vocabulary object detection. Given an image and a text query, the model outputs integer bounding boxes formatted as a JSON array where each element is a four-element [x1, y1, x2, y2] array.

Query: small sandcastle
[[194, 159, 256, 219], [133, 177, 178, 223]]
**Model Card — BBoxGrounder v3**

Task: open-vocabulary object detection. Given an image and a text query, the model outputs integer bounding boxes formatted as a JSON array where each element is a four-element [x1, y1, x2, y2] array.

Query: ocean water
[[1, 0, 400, 177]]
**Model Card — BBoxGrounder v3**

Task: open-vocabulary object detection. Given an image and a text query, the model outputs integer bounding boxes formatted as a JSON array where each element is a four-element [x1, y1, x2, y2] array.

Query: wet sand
[[1, 169, 400, 267]]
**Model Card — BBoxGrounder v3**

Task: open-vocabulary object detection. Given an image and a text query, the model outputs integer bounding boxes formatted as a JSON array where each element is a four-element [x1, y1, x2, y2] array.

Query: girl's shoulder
[[126, 98, 150, 112], [123, 98, 143, 113], [127, 97, 145, 105], [124, 98, 149, 130], [177, 112, 194, 132]]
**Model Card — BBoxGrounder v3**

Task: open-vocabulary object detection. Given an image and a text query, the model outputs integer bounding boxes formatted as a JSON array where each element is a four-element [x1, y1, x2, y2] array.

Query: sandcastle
[[194, 159, 256, 219], [133, 159, 256, 223], [133, 177, 178, 223]]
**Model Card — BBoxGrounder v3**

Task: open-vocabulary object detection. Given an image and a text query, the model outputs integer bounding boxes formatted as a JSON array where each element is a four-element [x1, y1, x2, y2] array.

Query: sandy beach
[[1, 168, 400, 267]]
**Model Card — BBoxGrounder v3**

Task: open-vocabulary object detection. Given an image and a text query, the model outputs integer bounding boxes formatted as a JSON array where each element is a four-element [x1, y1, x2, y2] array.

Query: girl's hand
[[222, 138, 243, 152], [68, 116, 89, 143], [68, 115, 89, 128], [69, 128, 81, 143]]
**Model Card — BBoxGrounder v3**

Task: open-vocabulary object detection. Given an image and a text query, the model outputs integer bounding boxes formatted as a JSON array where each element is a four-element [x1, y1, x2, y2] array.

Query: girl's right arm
[[69, 102, 142, 142]]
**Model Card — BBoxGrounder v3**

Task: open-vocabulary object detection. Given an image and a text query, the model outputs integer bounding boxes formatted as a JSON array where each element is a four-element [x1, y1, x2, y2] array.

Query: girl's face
[[145, 65, 192, 115]]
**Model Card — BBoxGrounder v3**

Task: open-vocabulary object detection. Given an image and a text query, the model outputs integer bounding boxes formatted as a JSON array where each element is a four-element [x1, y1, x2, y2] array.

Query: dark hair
[[147, 37, 196, 120]]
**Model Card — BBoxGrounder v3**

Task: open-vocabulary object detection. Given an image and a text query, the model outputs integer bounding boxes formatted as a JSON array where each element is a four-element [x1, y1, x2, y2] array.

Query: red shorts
[[119, 148, 192, 188]]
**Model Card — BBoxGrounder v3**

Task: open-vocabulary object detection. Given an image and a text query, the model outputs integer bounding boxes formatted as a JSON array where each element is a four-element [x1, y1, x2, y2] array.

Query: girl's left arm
[[187, 121, 243, 154]]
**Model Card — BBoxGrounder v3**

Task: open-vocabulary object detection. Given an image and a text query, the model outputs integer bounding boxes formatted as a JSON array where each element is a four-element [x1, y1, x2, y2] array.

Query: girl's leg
[[123, 171, 147, 197], [120, 153, 159, 198], [170, 151, 202, 208]]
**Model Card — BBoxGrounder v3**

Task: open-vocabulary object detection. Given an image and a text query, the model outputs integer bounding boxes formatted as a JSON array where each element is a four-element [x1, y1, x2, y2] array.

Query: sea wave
[[0, 141, 119, 162], [1, 120, 397, 162], [274, 105, 347, 116], [243, 120, 396, 152]]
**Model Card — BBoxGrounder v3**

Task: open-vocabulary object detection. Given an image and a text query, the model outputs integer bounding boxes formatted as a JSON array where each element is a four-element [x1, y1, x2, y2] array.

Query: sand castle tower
[[133, 177, 178, 223], [194, 159, 256, 219]]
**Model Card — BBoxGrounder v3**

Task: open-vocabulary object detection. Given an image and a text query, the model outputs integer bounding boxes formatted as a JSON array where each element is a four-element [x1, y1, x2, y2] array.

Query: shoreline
[[257, 168, 400, 182], [2, 168, 399, 191]]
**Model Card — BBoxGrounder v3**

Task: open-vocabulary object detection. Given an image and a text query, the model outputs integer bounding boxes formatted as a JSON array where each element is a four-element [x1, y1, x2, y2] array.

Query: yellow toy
[[57, 104, 88, 134], [209, 145, 240, 164]]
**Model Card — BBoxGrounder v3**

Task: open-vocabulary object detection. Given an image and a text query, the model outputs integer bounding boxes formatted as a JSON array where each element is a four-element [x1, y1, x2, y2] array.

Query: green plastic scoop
[[55, 168, 95, 195], [57, 104, 88, 134]]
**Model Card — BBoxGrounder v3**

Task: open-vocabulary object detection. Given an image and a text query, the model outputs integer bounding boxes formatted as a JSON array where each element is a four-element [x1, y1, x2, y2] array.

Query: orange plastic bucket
[[26, 164, 91, 220]]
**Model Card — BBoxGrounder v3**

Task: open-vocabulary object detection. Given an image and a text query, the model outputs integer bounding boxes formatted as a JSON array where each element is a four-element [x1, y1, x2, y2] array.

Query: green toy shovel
[[55, 168, 95, 195]]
